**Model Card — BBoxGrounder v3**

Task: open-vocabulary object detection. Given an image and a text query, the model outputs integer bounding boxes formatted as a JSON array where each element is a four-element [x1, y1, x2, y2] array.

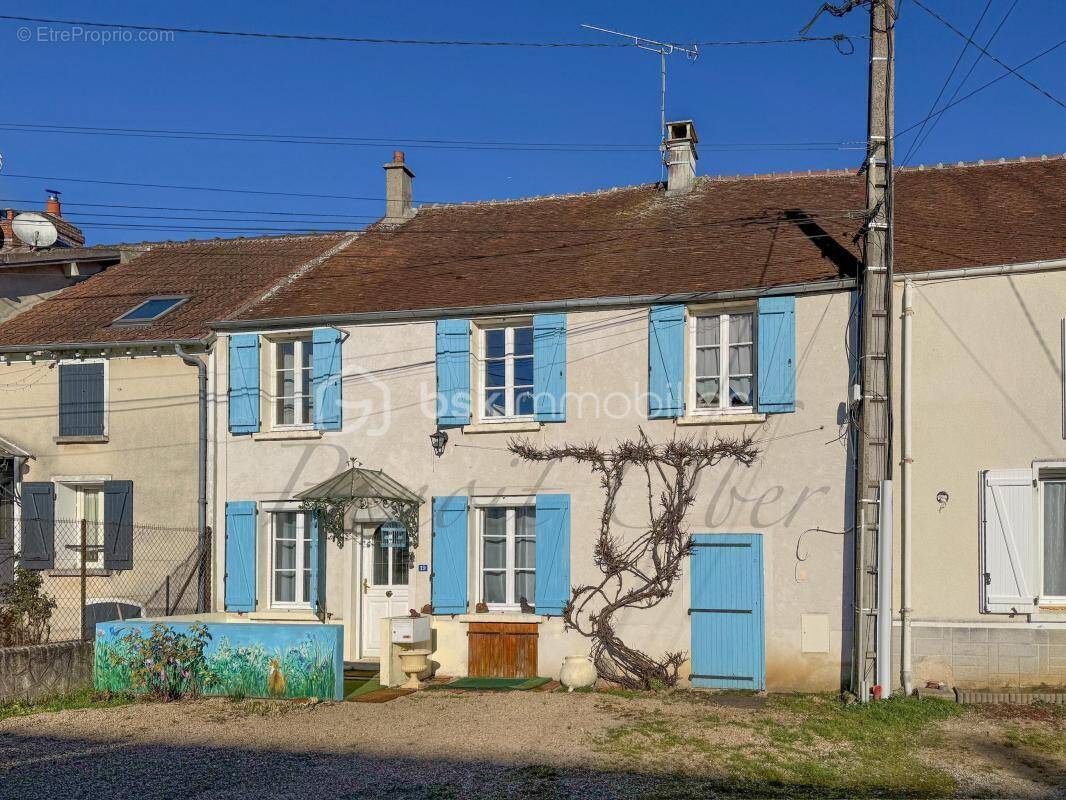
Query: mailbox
[[391, 616, 431, 644]]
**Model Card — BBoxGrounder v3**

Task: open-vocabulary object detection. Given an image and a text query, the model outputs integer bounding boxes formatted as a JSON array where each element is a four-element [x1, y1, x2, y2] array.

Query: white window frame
[[687, 306, 757, 415], [1034, 460, 1066, 605], [270, 510, 312, 609], [57, 358, 109, 437], [51, 475, 109, 571], [476, 319, 535, 423], [472, 495, 536, 612], [269, 335, 314, 429]]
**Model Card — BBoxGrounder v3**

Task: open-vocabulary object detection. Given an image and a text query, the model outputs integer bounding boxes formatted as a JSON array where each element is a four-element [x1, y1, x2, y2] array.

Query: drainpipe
[[175, 344, 208, 613], [900, 280, 915, 696]]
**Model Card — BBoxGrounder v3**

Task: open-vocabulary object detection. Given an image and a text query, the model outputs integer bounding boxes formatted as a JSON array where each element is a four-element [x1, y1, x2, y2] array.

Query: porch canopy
[[295, 466, 423, 545]]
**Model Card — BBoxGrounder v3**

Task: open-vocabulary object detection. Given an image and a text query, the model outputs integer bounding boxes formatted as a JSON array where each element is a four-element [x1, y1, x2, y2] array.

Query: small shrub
[[0, 566, 57, 646], [111, 623, 215, 701]]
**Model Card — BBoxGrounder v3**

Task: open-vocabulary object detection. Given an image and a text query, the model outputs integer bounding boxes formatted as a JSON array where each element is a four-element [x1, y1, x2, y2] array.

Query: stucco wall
[[215, 295, 856, 690], [892, 270, 1066, 622]]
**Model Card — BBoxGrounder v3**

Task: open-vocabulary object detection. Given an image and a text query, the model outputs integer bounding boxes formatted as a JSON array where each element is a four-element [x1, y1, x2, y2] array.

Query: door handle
[[362, 578, 369, 594], [385, 590, 393, 598]]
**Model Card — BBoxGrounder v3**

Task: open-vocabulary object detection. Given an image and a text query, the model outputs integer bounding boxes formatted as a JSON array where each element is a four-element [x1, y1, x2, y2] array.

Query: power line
[[893, 37, 1066, 141], [905, 0, 1020, 164], [911, 0, 1066, 111], [0, 121, 864, 153], [898, 0, 993, 168], [0, 14, 861, 49]]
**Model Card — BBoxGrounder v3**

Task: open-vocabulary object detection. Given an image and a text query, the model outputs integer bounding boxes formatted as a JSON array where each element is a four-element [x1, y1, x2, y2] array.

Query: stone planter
[[560, 654, 597, 692], [398, 648, 432, 690]]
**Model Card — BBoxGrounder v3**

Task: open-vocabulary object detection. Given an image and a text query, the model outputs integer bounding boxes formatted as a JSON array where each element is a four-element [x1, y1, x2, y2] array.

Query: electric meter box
[[391, 616, 431, 644]]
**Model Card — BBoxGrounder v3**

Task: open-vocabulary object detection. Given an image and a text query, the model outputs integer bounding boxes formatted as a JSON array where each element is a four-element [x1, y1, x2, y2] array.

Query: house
[[0, 232, 355, 636], [203, 137, 1066, 690], [1, 192, 128, 324]]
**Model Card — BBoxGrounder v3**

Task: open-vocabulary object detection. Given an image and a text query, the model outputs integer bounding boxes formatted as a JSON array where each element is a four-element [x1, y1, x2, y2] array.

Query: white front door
[[360, 525, 411, 657]]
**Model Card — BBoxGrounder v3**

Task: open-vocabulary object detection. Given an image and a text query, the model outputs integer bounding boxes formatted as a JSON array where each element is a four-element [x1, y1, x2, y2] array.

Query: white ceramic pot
[[398, 648, 432, 690], [560, 655, 597, 691]]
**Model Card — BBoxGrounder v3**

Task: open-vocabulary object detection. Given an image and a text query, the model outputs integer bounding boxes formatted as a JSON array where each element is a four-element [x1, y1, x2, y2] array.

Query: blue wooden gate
[[690, 533, 765, 690]]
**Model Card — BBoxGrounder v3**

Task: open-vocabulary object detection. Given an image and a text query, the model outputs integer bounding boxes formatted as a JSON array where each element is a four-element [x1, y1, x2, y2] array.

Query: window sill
[[252, 429, 323, 441], [249, 609, 319, 621], [675, 412, 766, 427], [49, 569, 113, 577], [464, 420, 542, 435], [54, 435, 109, 444], [457, 612, 544, 624]]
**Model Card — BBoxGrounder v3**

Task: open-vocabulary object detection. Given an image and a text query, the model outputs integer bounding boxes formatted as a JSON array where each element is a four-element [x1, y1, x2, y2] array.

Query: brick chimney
[[383, 151, 415, 223], [45, 189, 62, 217], [664, 120, 698, 196]]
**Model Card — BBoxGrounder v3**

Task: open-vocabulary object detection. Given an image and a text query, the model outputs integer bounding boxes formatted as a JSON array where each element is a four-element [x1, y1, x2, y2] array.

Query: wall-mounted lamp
[[429, 429, 449, 458]]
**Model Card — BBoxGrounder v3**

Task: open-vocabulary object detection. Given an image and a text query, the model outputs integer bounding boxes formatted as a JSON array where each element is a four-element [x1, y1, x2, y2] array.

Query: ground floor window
[[478, 503, 536, 610], [272, 511, 312, 607], [55, 483, 103, 570], [1042, 476, 1066, 598]]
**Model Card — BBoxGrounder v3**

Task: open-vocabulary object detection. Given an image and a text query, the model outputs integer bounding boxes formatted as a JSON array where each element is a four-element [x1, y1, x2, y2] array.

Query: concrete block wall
[[893, 624, 1066, 690], [0, 641, 94, 703]]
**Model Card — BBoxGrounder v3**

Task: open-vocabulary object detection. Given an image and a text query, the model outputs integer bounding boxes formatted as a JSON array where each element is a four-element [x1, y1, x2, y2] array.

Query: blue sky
[[0, 1, 1063, 244]]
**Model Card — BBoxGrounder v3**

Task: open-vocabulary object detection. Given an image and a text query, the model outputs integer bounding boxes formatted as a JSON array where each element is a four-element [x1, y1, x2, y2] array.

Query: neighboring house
[[204, 136, 1066, 690], [0, 232, 355, 634], [0, 193, 128, 324]]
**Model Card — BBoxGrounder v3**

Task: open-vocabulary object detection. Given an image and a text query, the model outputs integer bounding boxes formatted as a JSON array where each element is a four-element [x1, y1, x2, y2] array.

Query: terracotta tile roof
[[236, 156, 1066, 321], [0, 233, 353, 347]]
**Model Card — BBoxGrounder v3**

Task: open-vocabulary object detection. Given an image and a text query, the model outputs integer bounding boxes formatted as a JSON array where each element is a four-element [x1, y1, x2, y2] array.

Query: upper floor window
[[480, 323, 534, 421], [690, 310, 755, 413], [272, 336, 314, 427], [58, 361, 106, 437]]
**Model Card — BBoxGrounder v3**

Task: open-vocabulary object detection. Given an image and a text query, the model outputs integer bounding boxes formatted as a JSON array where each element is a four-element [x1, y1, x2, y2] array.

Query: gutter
[[0, 338, 208, 356], [209, 277, 858, 331], [895, 257, 1066, 283], [174, 344, 210, 614]]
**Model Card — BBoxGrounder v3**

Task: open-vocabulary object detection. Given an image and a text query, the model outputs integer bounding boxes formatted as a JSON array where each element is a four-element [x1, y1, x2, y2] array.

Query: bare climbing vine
[[509, 429, 758, 690]]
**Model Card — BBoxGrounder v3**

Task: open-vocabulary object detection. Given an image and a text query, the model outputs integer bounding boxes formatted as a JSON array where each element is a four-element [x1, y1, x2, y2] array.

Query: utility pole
[[853, 0, 896, 701]]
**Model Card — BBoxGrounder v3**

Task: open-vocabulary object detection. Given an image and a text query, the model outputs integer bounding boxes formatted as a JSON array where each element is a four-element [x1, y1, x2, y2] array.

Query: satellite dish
[[12, 213, 58, 249]]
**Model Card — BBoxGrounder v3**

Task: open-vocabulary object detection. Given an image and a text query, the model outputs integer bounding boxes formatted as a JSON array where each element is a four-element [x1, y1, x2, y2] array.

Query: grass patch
[[0, 688, 135, 722], [344, 678, 383, 700], [1004, 726, 1066, 756], [598, 694, 965, 797]]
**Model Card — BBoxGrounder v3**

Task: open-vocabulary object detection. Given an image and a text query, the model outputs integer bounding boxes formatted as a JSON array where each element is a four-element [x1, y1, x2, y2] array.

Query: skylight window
[[114, 296, 189, 325]]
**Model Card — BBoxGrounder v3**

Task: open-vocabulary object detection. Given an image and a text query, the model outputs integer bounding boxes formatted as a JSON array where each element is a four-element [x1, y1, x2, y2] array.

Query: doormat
[[348, 687, 416, 703], [431, 676, 551, 691]]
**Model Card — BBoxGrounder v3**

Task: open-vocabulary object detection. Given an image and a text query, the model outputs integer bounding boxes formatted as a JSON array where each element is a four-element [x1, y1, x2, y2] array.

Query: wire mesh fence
[[1, 519, 210, 646]]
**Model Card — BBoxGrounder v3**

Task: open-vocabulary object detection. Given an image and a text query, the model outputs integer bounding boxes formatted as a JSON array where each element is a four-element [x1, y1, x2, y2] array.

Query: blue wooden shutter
[[757, 296, 796, 413], [648, 305, 685, 418], [309, 511, 327, 616], [312, 327, 343, 431], [431, 495, 468, 614], [225, 501, 257, 611], [435, 320, 471, 427], [59, 363, 104, 436], [228, 334, 260, 434], [535, 494, 571, 616], [102, 480, 133, 570], [19, 482, 54, 570], [533, 313, 567, 422]]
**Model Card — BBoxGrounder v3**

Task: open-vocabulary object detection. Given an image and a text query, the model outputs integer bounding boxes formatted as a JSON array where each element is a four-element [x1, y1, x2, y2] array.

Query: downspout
[[175, 344, 209, 613], [900, 280, 915, 696]]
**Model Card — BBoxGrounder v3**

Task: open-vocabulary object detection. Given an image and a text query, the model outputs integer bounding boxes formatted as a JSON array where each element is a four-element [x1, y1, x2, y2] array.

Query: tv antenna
[[581, 24, 699, 176]]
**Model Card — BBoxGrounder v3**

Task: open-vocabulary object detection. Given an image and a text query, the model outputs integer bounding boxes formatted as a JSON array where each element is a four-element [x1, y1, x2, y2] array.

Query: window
[[55, 484, 103, 570], [480, 323, 534, 420], [691, 310, 755, 412], [58, 361, 106, 437], [272, 337, 314, 427], [479, 504, 536, 610], [113, 296, 189, 325], [371, 526, 410, 587], [1040, 471, 1066, 599], [272, 511, 312, 607]]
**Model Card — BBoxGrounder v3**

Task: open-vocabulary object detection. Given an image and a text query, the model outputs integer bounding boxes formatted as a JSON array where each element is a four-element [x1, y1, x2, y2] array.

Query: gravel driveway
[[1, 690, 1063, 799]]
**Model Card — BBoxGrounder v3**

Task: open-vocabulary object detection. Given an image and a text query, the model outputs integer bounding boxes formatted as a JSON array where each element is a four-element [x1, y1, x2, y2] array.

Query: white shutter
[[980, 469, 1038, 613]]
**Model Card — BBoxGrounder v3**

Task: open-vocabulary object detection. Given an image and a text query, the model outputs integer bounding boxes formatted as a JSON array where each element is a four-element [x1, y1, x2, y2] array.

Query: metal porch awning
[[295, 467, 423, 505], [0, 434, 33, 459]]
